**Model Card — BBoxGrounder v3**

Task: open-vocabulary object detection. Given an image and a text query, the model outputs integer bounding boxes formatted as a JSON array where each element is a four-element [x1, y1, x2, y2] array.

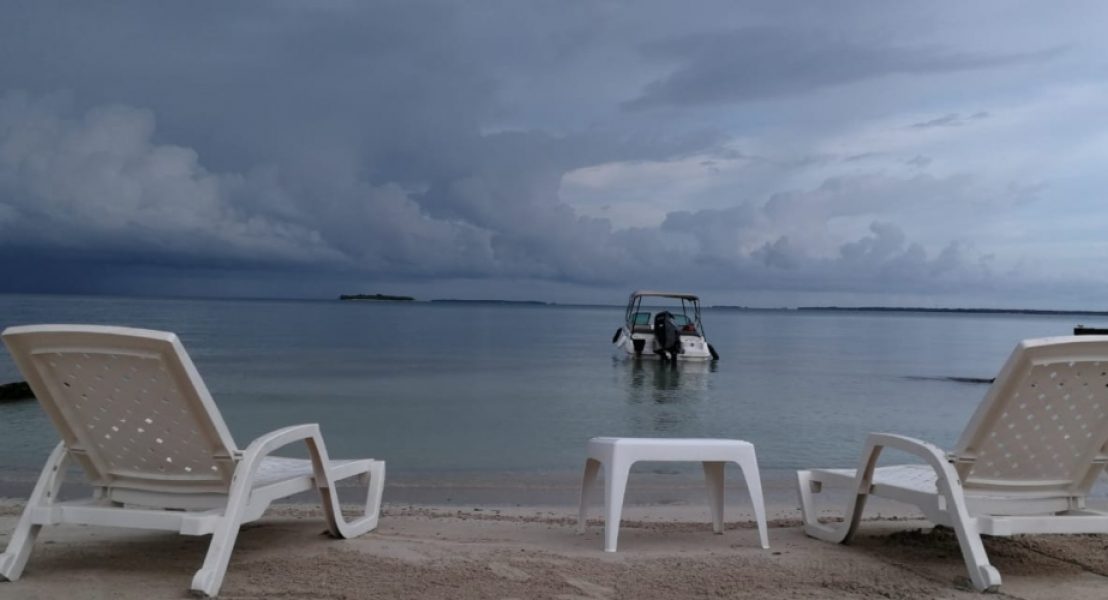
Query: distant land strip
[[797, 306, 1108, 316], [711, 305, 1108, 316], [430, 299, 549, 305], [338, 297, 1108, 315], [339, 294, 414, 301]]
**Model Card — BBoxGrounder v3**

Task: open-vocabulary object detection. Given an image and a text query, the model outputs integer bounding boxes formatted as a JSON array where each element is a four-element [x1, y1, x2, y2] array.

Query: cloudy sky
[[2, 1, 1107, 307]]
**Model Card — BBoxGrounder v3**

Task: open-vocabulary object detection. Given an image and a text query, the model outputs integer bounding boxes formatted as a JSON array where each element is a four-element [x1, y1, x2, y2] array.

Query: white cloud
[[0, 92, 341, 263]]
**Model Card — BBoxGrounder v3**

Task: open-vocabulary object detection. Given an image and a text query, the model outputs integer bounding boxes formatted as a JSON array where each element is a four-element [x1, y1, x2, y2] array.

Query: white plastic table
[[577, 437, 769, 551]]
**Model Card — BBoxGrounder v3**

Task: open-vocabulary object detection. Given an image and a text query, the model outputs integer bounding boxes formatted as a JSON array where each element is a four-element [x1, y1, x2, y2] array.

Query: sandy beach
[[2, 495, 1107, 600]]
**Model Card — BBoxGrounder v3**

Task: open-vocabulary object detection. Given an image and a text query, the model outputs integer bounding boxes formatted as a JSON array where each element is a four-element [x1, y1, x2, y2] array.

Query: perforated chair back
[[951, 336, 1108, 496], [2, 325, 239, 494]]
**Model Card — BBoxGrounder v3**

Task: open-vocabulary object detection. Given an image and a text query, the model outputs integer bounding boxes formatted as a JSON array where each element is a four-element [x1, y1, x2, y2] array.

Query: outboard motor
[[652, 311, 681, 362]]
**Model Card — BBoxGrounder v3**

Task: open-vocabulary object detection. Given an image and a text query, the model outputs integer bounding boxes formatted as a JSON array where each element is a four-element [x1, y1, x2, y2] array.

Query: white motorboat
[[611, 291, 718, 361]]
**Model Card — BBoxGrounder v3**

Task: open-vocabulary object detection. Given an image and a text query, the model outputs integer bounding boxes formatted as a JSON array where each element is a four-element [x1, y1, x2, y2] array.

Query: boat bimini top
[[624, 291, 704, 334]]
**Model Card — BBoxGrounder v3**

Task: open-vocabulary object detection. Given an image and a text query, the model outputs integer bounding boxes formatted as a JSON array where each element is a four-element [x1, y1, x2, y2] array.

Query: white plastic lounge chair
[[0, 325, 385, 597], [797, 336, 1108, 591]]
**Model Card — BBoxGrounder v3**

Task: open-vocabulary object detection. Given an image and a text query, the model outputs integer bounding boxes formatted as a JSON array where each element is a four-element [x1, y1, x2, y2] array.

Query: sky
[[1, 1, 1107, 308]]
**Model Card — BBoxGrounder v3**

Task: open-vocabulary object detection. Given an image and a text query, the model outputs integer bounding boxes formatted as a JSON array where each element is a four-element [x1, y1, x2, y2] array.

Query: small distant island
[[339, 293, 415, 302]]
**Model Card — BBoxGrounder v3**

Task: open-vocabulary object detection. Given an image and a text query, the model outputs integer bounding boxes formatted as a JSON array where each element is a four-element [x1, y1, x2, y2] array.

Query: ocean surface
[[1, 293, 1105, 503]]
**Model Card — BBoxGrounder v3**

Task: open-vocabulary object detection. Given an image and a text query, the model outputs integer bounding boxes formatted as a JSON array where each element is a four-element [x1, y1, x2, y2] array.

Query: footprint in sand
[[488, 561, 531, 582], [555, 577, 615, 600]]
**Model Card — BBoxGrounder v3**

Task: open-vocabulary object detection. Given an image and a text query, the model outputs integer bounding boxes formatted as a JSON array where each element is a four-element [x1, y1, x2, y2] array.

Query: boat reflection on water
[[612, 358, 720, 452], [617, 356, 718, 400]]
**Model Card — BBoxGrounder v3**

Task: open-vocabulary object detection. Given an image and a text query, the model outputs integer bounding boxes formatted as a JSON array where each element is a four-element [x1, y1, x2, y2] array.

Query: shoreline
[[0, 467, 1104, 507], [0, 469, 815, 511]]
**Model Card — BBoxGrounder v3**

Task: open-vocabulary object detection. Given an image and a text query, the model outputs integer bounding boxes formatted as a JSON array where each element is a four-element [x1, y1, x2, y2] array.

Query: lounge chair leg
[[950, 524, 1001, 592], [191, 513, 244, 598], [603, 458, 631, 552], [797, 469, 869, 545], [317, 460, 385, 539], [191, 449, 259, 598], [297, 425, 384, 539], [734, 451, 769, 549], [363, 461, 385, 531], [702, 461, 725, 534], [796, 470, 819, 529], [939, 482, 1002, 592], [0, 442, 68, 582], [577, 458, 601, 534], [316, 459, 385, 537]]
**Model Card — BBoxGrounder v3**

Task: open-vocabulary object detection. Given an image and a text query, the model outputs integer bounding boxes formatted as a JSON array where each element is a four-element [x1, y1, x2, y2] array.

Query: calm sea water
[[0, 293, 1102, 498]]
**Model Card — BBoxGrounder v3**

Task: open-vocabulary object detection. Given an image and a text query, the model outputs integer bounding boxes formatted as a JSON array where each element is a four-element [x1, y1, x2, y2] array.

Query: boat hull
[[613, 327, 713, 361]]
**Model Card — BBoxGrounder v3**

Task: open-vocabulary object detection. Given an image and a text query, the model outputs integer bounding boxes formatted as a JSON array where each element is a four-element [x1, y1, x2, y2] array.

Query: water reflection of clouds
[[616, 359, 718, 435]]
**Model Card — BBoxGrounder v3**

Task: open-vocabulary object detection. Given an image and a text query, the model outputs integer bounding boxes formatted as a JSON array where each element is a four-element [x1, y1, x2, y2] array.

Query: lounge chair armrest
[[863, 433, 950, 467], [229, 424, 338, 492], [240, 424, 324, 460], [859, 433, 966, 500], [222, 423, 382, 543]]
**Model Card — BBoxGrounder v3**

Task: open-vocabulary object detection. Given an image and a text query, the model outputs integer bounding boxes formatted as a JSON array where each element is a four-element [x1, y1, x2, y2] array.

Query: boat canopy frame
[[624, 291, 705, 335]]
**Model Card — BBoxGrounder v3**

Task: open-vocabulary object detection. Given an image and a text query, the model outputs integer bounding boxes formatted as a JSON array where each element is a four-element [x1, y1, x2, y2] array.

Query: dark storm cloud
[[623, 28, 1062, 110], [0, 90, 712, 288], [0, 2, 711, 287], [0, 86, 1001, 297], [0, 83, 1059, 299]]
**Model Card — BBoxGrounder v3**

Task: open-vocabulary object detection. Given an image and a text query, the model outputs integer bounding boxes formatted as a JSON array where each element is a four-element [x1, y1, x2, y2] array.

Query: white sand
[[1, 499, 1107, 599]]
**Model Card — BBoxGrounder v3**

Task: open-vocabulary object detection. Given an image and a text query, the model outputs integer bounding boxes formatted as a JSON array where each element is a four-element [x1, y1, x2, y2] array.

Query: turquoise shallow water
[[0, 293, 1103, 502]]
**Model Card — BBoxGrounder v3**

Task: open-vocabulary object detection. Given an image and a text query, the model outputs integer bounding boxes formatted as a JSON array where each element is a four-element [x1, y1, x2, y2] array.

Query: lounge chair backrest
[[2, 325, 238, 494], [951, 336, 1108, 495]]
